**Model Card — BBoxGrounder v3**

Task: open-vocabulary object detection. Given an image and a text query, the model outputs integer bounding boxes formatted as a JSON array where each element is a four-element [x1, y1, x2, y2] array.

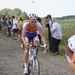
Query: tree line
[[56, 15, 75, 20], [0, 8, 28, 20]]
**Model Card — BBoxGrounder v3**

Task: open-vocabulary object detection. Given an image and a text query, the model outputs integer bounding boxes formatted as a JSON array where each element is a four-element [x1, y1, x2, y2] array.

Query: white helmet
[[68, 35, 75, 52], [29, 13, 37, 19], [68, 41, 75, 52]]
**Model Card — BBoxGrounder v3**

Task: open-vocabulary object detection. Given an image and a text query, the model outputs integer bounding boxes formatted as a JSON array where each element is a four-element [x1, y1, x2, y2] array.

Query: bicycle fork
[[28, 48, 36, 72]]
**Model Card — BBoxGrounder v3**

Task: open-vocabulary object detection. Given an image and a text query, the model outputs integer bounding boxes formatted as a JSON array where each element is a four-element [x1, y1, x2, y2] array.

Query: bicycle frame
[[28, 44, 40, 75], [24, 42, 46, 75]]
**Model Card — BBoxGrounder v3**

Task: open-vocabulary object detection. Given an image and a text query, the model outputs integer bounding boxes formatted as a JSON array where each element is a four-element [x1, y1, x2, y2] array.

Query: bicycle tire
[[31, 57, 40, 75], [24, 73, 28, 75]]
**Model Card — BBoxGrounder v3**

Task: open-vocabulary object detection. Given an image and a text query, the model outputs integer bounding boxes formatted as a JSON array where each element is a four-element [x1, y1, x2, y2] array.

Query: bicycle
[[24, 43, 46, 75]]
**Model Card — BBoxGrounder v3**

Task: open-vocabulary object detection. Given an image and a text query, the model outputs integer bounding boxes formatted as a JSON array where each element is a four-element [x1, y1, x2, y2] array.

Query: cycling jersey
[[23, 20, 43, 33], [23, 20, 43, 42]]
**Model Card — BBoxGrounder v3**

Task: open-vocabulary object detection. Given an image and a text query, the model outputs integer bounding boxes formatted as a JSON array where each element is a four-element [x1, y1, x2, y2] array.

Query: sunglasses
[[30, 20, 36, 23]]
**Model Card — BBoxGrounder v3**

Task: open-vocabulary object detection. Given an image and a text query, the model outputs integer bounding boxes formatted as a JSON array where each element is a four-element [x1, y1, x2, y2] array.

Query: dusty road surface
[[0, 34, 75, 75]]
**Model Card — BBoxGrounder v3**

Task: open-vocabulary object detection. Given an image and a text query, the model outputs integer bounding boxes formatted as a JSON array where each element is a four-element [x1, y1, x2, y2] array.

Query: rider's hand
[[43, 44, 49, 53], [44, 44, 49, 50], [24, 42, 29, 49]]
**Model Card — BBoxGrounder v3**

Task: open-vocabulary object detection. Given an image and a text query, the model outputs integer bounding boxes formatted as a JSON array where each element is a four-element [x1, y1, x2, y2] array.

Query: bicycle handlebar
[[29, 44, 45, 47], [29, 44, 47, 53]]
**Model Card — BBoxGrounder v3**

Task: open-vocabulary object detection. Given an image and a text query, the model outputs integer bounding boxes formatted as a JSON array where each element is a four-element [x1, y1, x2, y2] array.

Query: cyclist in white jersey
[[22, 13, 48, 74]]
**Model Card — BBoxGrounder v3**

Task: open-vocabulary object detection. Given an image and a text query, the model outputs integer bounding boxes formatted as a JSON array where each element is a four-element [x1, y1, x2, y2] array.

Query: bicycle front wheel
[[31, 57, 40, 75]]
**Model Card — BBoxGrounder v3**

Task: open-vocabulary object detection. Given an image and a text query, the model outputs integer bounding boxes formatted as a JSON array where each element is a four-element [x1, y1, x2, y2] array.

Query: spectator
[[65, 35, 75, 72], [17, 18, 23, 41], [0, 17, 2, 34], [17, 17, 24, 48], [50, 18, 62, 55], [2, 18, 7, 34], [6, 18, 11, 36], [44, 14, 52, 52], [37, 17, 43, 45], [12, 16, 18, 40]]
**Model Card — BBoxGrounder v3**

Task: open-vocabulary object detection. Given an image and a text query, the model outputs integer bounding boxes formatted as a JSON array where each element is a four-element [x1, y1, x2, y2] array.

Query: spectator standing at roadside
[[51, 18, 62, 55], [17, 17, 24, 48], [6, 18, 11, 36], [2, 18, 7, 34], [12, 16, 18, 40], [0, 17, 2, 34], [17, 17, 23, 41], [37, 17, 43, 45], [44, 14, 52, 52]]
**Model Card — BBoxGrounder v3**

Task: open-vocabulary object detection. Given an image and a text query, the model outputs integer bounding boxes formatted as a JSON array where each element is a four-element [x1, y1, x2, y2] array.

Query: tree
[[0, 8, 28, 19], [12, 8, 22, 17], [0, 8, 12, 18], [20, 11, 28, 20]]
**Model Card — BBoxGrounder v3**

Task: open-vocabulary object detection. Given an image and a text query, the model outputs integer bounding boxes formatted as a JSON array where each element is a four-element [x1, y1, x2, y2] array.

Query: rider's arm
[[37, 23, 47, 46], [22, 29, 26, 45], [22, 22, 29, 45], [40, 31, 46, 45], [22, 23, 28, 45]]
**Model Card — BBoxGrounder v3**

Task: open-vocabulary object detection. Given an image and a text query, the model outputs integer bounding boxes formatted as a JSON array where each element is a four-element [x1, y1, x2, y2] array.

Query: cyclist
[[65, 35, 75, 72], [22, 13, 48, 74]]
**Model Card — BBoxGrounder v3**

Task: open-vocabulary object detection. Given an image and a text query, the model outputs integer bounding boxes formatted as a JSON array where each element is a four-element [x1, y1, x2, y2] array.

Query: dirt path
[[0, 34, 75, 75]]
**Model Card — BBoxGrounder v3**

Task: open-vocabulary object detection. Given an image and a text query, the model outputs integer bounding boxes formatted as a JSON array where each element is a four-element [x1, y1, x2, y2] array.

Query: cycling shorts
[[25, 32, 39, 42]]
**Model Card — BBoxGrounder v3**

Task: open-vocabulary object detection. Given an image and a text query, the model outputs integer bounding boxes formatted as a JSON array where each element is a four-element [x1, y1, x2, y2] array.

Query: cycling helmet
[[68, 35, 75, 52], [28, 13, 37, 19], [68, 35, 75, 42], [68, 41, 75, 52]]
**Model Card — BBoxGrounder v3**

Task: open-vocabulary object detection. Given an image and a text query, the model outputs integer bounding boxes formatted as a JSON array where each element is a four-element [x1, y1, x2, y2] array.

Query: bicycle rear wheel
[[31, 57, 40, 75]]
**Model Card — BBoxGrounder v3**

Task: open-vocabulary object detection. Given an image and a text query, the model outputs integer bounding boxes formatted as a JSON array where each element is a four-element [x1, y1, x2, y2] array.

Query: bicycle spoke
[[31, 57, 40, 75]]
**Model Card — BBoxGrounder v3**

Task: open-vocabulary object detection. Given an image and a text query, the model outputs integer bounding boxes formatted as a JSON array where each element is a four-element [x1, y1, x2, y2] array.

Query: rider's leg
[[24, 48, 29, 63], [23, 37, 29, 73], [33, 38, 40, 55], [23, 48, 29, 73]]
